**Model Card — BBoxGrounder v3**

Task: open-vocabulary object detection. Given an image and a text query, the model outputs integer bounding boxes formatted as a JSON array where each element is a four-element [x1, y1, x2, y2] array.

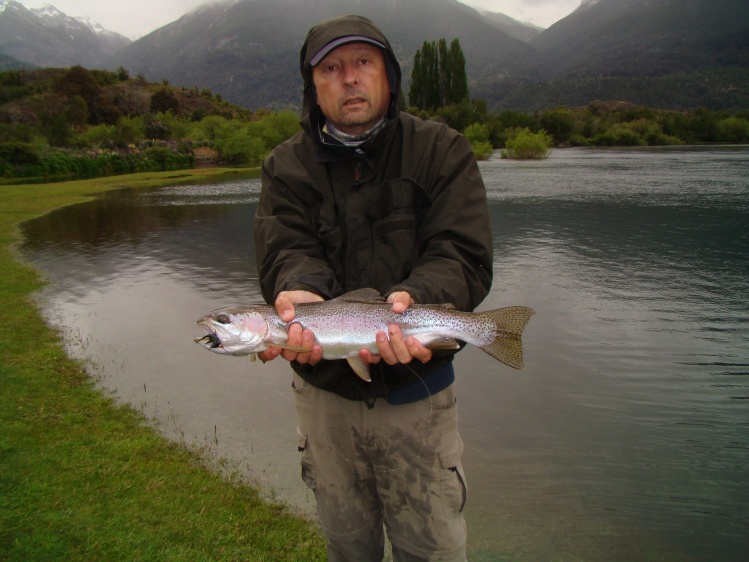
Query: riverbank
[[0, 170, 326, 560]]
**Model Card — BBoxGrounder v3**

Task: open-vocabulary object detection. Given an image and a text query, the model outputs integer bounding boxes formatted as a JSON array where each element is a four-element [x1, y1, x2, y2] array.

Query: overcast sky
[[17, 0, 582, 39]]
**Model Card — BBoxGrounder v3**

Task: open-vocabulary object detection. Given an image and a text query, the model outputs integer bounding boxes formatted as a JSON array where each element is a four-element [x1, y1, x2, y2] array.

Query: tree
[[55, 65, 120, 125], [539, 106, 574, 145], [446, 39, 468, 105], [409, 38, 469, 111], [150, 88, 180, 114]]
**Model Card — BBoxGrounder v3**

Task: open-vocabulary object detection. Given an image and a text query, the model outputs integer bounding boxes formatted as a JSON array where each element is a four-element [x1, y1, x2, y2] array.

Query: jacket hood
[[299, 15, 403, 135]]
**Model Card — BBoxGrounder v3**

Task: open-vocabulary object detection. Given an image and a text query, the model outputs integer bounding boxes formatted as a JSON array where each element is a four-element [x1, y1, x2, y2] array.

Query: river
[[20, 146, 749, 561]]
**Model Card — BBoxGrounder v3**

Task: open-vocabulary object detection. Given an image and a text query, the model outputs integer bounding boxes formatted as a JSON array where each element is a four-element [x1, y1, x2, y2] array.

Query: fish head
[[195, 308, 270, 356]]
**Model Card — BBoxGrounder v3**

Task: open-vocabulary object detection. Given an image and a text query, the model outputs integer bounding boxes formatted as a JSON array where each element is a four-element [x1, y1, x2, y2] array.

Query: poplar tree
[[448, 38, 469, 104], [409, 38, 469, 111]]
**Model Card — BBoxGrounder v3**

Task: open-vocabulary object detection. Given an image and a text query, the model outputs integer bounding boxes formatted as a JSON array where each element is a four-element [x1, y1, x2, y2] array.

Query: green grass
[[0, 170, 326, 561]]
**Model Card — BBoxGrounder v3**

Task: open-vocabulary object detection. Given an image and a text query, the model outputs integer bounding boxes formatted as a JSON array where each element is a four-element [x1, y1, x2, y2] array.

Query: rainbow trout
[[195, 288, 534, 381]]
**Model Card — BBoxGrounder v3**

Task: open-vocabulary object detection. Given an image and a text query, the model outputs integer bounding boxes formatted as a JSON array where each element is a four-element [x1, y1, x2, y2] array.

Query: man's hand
[[257, 290, 324, 365], [358, 291, 433, 366]]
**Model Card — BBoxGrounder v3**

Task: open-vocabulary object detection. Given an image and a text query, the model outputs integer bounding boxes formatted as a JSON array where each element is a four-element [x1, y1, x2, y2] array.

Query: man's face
[[312, 42, 391, 136]]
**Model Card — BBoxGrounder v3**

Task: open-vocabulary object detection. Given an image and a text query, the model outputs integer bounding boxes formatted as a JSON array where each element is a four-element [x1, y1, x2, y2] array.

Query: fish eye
[[216, 314, 231, 324]]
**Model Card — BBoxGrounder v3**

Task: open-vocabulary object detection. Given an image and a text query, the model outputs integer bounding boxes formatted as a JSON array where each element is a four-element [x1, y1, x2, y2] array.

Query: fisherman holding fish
[[249, 14, 503, 562]]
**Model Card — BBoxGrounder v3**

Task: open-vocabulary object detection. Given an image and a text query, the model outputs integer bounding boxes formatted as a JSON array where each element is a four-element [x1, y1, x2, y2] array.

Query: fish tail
[[478, 306, 534, 369]]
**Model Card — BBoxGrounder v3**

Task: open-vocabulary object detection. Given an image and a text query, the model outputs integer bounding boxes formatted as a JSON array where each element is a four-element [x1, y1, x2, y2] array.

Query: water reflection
[[21, 147, 749, 561]]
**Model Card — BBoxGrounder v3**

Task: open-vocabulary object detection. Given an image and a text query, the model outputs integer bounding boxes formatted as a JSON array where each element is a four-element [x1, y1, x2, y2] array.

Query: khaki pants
[[292, 372, 468, 562]]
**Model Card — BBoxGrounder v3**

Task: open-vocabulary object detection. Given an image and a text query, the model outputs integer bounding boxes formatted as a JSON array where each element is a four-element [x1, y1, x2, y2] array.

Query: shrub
[[717, 117, 749, 143], [539, 106, 574, 145], [214, 127, 266, 164], [463, 122, 494, 160], [500, 128, 552, 160], [143, 116, 171, 140], [470, 140, 494, 160], [593, 124, 646, 146], [0, 141, 40, 167]]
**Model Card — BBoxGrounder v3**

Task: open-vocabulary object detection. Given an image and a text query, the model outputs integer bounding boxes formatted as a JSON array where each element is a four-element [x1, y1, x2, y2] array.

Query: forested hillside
[[0, 65, 299, 178]]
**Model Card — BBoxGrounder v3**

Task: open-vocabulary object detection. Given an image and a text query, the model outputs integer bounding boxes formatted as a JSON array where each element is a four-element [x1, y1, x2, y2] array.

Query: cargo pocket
[[438, 436, 467, 518], [297, 428, 317, 492]]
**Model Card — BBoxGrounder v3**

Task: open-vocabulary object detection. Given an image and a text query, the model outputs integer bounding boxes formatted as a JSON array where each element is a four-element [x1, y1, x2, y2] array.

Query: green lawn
[[0, 170, 326, 561]]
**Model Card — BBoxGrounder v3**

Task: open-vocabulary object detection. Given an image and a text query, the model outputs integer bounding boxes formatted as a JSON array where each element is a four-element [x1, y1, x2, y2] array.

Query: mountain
[[106, 0, 547, 111], [531, 0, 749, 76], [0, 0, 131, 69], [0, 51, 36, 71], [2, 0, 746, 113], [476, 10, 543, 42], [512, 0, 749, 111]]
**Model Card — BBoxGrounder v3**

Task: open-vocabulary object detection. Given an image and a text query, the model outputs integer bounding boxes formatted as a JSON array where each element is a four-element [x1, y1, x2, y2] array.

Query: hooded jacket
[[254, 15, 493, 402]]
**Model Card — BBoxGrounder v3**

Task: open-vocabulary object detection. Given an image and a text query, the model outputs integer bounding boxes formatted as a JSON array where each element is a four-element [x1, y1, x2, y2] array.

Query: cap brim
[[310, 36, 386, 66]]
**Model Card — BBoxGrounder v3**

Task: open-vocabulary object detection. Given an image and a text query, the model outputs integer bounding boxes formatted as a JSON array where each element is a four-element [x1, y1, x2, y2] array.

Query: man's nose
[[342, 64, 359, 86]]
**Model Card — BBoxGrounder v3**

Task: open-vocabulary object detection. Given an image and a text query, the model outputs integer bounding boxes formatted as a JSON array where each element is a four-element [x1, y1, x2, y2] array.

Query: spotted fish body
[[195, 288, 534, 381]]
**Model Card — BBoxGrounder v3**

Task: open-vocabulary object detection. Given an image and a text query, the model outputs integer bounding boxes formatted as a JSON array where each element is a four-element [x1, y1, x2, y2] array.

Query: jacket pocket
[[369, 179, 431, 290]]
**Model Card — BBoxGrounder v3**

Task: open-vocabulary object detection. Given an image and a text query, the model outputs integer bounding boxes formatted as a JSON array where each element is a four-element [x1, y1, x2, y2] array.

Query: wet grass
[[0, 170, 326, 561]]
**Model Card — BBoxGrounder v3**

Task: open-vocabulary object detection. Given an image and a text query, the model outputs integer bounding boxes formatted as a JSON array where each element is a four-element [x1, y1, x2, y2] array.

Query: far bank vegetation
[[1, 62, 748, 179]]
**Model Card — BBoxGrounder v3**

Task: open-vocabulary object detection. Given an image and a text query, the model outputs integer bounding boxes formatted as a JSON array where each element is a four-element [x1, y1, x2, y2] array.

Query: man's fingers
[[375, 330, 397, 364], [406, 336, 432, 363], [359, 348, 382, 364], [373, 325, 431, 365], [257, 346, 281, 363], [293, 329, 317, 364], [387, 324, 413, 364], [377, 325, 411, 365], [281, 323, 303, 361], [388, 291, 413, 314], [275, 294, 296, 323]]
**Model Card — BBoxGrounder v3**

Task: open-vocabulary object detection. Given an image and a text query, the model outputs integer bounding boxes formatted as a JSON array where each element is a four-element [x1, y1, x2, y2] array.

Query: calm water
[[21, 146, 749, 561]]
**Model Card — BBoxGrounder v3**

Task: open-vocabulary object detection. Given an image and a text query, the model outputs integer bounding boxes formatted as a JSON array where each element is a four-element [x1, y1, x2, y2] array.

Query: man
[[254, 14, 492, 562]]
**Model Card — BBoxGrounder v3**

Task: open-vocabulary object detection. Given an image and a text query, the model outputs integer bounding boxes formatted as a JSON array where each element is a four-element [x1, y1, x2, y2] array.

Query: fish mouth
[[194, 331, 223, 350]]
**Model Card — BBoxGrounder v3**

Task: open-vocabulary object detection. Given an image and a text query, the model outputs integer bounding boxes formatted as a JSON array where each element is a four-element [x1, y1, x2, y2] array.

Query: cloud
[[459, 0, 581, 27]]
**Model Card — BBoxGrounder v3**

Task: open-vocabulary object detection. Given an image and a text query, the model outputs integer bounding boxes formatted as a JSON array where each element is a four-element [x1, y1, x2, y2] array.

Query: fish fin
[[335, 288, 386, 304], [346, 356, 372, 382], [478, 306, 535, 370], [424, 338, 462, 350]]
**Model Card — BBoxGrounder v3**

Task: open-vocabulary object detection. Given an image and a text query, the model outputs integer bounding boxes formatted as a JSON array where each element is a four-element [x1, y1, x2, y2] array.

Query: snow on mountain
[[0, 0, 131, 68]]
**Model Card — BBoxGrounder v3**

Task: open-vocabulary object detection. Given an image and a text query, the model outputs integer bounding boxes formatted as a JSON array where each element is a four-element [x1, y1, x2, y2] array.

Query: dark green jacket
[[254, 15, 493, 401]]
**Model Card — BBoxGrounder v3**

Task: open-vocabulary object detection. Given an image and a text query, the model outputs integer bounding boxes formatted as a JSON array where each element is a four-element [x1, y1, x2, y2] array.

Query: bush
[[593, 124, 646, 146], [717, 117, 749, 143], [539, 106, 574, 145], [0, 141, 40, 167], [470, 140, 494, 160], [143, 116, 171, 140], [500, 128, 552, 160], [214, 126, 266, 164], [463, 122, 494, 160]]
